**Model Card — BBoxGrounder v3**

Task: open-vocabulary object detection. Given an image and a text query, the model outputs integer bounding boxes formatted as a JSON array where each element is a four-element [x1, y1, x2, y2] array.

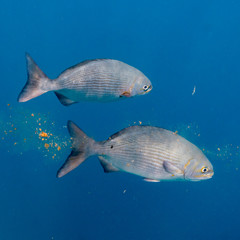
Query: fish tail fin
[[57, 121, 97, 178], [18, 53, 51, 102]]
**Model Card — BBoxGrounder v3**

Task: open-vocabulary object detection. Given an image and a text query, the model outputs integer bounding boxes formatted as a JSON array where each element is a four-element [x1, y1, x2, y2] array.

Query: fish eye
[[201, 167, 209, 173], [143, 85, 149, 91]]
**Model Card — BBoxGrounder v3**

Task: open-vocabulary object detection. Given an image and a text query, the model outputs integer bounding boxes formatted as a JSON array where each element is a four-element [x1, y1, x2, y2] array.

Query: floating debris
[[39, 131, 48, 138], [0, 103, 71, 161], [44, 143, 50, 149], [192, 85, 196, 95]]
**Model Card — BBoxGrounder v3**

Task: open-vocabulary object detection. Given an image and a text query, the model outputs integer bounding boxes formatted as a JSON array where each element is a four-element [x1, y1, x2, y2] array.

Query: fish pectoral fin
[[120, 91, 131, 98], [54, 92, 77, 106], [163, 161, 183, 176], [98, 156, 119, 173], [143, 178, 160, 182]]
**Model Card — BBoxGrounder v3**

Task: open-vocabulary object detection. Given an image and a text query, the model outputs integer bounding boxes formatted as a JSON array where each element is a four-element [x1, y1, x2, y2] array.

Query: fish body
[[18, 54, 152, 105], [57, 121, 214, 182]]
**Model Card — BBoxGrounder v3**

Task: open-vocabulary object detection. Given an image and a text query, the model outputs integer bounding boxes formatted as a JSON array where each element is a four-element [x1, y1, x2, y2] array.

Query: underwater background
[[1, 0, 240, 239]]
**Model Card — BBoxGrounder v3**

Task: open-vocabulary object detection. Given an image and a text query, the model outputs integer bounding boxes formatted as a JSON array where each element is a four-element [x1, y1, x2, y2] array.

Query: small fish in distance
[[57, 121, 214, 182], [18, 53, 152, 106]]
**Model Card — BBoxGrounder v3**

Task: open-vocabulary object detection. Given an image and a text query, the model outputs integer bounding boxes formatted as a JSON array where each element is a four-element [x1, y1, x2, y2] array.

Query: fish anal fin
[[55, 92, 77, 106], [163, 161, 183, 176], [143, 178, 160, 182], [98, 156, 119, 173], [120, 91, 131, 98]]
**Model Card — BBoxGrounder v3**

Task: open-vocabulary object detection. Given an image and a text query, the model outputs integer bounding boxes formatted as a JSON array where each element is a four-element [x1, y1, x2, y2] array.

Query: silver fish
[[18, 54, 152, 105], [57, 121, 214, 182]]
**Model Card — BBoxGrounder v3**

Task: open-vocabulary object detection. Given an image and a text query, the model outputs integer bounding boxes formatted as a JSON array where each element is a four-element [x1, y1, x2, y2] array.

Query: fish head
[[184, 157, 214, 181], [131, 75, 152, 96]]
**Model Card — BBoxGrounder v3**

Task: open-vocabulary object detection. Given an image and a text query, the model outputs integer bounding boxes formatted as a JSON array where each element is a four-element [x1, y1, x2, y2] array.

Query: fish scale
[[100, 140, 184, 179], [57, 122, 214, 181], [18, 54, 152, 105]]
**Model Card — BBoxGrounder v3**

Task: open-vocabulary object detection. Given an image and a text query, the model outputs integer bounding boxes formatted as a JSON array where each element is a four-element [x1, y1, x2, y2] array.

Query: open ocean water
[[1, 0, 240, 239]]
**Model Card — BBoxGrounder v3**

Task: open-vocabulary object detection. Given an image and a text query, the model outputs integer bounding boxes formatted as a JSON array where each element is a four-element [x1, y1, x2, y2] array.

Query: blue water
[[1, 0, 240, 239]]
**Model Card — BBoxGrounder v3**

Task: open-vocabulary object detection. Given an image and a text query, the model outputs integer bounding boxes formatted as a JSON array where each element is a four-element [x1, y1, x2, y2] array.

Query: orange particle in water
[[57, 146, 61, 151], [44, 143, 50, 149], [7, 104, 10, 106], [39, 131, 48, 138], [31, 113, 34, 117]]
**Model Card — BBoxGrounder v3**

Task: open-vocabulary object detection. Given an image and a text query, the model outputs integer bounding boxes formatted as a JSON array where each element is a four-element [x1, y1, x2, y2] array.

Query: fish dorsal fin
[[54, 92, 77, 106], [98, 156, 119, 173], [109, 126, 140, 140], [67, 59, 107, 70], [59, 59, 109, 76], [163, 161, 183, 176], [143, 178, 160, 182]]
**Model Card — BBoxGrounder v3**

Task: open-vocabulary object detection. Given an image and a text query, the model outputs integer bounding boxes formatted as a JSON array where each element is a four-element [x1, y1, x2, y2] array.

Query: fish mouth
[[206, 171, 214, 178], [147, 85, 152, 92], [185, 171, 214, 181], [197, 171, 214, 180]]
